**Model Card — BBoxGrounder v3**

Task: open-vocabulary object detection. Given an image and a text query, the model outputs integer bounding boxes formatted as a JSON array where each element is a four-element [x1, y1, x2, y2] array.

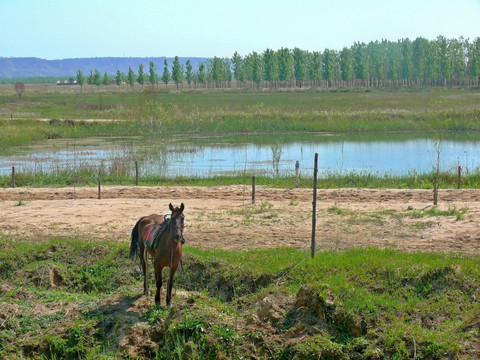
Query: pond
[[1, 132, 480, 178]]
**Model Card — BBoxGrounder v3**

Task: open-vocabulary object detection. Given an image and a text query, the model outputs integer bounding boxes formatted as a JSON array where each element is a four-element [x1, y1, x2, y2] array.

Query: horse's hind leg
[[166, 265, 178, 306], [143, 245, 150, 296], [154, 261, 163, 306]]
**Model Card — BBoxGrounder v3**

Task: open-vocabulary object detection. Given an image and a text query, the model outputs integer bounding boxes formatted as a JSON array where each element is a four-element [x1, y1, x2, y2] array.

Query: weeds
[[14, 199, 26, 206], [229, 201, 282, 225], [409, 205, 469, 221]]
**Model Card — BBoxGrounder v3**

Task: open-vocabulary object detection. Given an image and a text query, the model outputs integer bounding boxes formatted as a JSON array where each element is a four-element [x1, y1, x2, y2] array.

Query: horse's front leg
[[166, 265, 178, 306], [154, 260, 163, 306]]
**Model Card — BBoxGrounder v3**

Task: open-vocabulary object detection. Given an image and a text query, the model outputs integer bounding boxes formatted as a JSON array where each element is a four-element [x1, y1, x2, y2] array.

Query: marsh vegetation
[[2, 86, 480, 188]]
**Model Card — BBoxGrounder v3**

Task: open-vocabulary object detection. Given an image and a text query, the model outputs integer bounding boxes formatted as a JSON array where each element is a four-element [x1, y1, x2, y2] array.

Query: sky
[[1, 0, 480, 60]]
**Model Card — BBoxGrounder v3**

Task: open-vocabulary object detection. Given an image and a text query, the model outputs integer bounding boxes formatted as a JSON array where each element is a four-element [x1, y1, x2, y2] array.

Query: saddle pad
[[144, 221, 168, 249]]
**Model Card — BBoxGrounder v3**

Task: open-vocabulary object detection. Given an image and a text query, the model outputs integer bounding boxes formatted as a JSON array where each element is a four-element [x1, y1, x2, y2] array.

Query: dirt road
[[1, 186, 479, 255]]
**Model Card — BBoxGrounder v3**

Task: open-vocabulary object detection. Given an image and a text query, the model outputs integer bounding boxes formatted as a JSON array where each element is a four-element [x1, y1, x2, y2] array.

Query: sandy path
[[1, 186, 479, 256]]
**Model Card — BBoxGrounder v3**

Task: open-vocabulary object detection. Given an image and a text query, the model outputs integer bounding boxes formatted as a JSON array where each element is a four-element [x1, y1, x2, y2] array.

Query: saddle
[[144, 219, 169, 249]]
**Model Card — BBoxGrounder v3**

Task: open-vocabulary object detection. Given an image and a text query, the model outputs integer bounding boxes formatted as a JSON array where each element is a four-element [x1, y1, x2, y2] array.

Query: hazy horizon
[[1, 0, 479, 60]]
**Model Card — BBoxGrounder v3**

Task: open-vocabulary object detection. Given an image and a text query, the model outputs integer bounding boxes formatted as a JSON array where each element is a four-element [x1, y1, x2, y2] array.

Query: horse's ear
[[169, 203, 174, 212], [180, 203, 184, 212]]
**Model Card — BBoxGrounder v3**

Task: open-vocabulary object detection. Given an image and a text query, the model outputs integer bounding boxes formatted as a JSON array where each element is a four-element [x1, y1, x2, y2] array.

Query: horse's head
[[169, 203, 185, 243]]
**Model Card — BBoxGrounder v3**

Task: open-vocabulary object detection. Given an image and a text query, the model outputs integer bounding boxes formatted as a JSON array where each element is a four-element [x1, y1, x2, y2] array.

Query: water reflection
[[1, 132, 480, 177]]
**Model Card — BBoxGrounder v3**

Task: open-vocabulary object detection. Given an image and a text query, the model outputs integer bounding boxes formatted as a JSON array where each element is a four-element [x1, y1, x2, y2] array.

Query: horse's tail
[[130, 218, 143, 259]]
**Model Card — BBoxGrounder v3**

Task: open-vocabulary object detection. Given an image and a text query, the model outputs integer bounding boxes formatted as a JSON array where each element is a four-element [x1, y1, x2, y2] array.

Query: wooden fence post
[[11, 166, 15, 188], [311, 153, 318, 258], [457, 166, 462, 189], [135, 161, 139, 186], [252, 176, 256, 204], [98, 177, 101, 200], [433, 176, 438, 206], [295, 160, 300, 188]]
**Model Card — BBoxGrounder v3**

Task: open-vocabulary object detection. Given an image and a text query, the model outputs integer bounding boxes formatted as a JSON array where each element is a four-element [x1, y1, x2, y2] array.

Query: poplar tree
[[162, 59, 171, 88], [323, 49, 335, 85], [127, 66, 136, 88], [352, 42, 369, 82], [223, 58, 232, 85], [412, 37, 428, 83], [468, 37, 480, 82], [242, 54, 254, 83], [211, 57, 223, 87], [185, 60, 193, 88], [149, 61, 158, 86], [197, 63, 206, 87], [87, 70, 94, 90], [76, 69, 85, 89], [263, 48, 278, 87], [115, 70, 124, 86], [448, 37, 466, 81], [277, 48, 294, 82], [293, 47, 307, 87], [251, 52, 263, 88], [231, 51, 244, 85], [400, 39, 413, 84], [137, 64, 145, 87], [310, 51, 323, 86], [93, 69, 101, 87], [172, 56, 184, 88], [102, 71, 109, 86]]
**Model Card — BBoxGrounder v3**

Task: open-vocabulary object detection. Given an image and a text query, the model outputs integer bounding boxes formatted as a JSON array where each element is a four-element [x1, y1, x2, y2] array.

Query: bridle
[[168, 211, 185, 244], [168, 210, 185, 283]]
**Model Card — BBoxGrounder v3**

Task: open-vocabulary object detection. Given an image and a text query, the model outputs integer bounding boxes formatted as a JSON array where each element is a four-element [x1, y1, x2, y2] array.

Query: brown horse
[[130, 203, 185, 306]]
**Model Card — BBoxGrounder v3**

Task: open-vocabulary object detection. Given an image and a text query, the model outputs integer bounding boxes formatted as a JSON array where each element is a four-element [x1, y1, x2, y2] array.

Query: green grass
[[0, 237, 478, 359], [4, 167, 480, 189]]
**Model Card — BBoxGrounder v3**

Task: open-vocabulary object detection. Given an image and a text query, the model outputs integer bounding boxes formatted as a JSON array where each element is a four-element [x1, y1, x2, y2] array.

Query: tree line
[[76, 36, 480, 90]]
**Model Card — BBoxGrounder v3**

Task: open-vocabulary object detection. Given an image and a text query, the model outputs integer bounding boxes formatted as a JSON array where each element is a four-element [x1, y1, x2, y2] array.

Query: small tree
[[76, 69, 85, 89], [185, 60, 193, 88], [102, 71, 109, 87], [127, 66, 136, 88], [197, 63, 206, 87], [137, 64, 145, 87], [251, 52, 263, 88], [149, 61, 158, 86], [162, 59, 171, 88], [211, 57, 224, 87], [172, 56, 184, 88], [232, 51, 244, 85], [93, 69, 101, 87], [115, 70, 124, 86], [87, 70, 94, 90], [14, 82, 25, 99]]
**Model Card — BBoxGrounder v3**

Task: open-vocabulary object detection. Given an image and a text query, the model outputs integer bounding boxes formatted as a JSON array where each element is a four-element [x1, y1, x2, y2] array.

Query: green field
[[1, 87, 480, 148], [0, 238, 478, 359]]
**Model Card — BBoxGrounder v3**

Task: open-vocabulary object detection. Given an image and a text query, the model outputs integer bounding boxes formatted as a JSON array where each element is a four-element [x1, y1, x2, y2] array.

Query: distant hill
[[0, 57, 209, 79]]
